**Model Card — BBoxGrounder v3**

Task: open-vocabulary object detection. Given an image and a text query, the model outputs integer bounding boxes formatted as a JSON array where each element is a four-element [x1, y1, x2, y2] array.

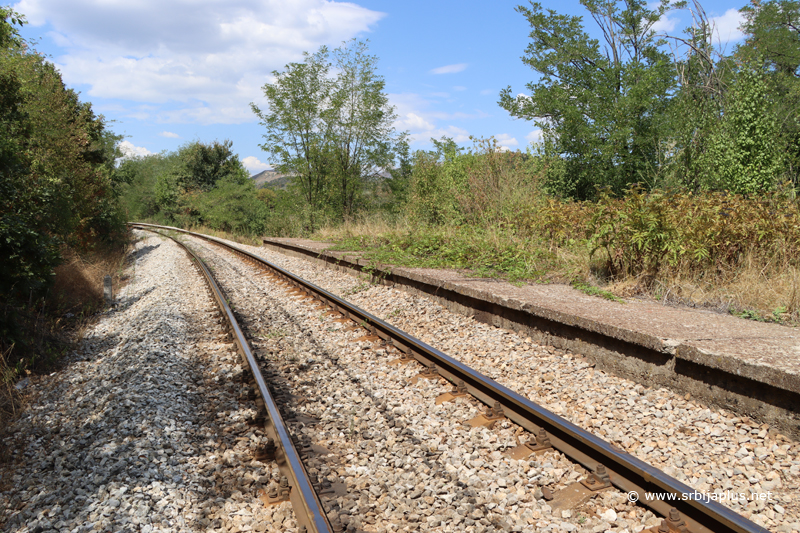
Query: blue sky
[[14, 0, 746, 175]]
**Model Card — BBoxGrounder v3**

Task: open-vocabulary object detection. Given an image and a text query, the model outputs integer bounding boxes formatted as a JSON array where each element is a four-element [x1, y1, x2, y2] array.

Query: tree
[[703, 66, 783, 193], [251, 40, 403, 228], [737, 0, 800, 186], [251, 47, 333, 229], [172, 139, 247, 192], [739, 0, 800, 76], [499, 0, 676, 199], [326, 40, 402, 219], [1, 7, 125, 300], [661, 0, 732, 190], [120, 140, 248, 225]]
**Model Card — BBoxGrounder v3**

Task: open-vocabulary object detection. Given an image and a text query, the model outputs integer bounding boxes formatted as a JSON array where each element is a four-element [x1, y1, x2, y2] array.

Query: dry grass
[[649, 260, 800, 320], [187, 224, 263, 247], [44, 243, 131, 319], [0, 346, 22, 435], [313, 214, 412, 243], [306, 212, 800, 325], [0, 241, 130, 433]]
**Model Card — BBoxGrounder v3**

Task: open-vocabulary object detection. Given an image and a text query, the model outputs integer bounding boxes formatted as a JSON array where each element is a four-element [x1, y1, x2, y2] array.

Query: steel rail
[[130, 223, 769, 533], [136, 226, 335, 533]]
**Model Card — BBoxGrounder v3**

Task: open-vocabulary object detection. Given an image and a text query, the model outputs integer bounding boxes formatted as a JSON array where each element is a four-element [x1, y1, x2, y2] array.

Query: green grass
[[326, 226, 567, 284], [571, 281, 624, 303]]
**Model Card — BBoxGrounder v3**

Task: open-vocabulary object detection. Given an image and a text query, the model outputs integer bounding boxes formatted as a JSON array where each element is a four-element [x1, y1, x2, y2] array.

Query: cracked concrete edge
[[675, 344, 800, 393], [260, 238, 800, 398]]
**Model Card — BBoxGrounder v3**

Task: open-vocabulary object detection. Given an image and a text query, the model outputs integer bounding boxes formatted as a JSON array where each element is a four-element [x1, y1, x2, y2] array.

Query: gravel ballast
[[196, 233, 800, 533], [2, 228, 797, 533], [184, 235, 661, 533], [0, 232, 297, 533]]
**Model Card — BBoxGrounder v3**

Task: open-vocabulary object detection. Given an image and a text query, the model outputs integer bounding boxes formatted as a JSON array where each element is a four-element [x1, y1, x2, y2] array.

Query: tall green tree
[[737, 0, 800, 186], [661, 0, 731, 190], [172, 139, 247, 192], [326, 40, 402, 219], [251, 40, 404, 228], [251, 47, 333, 229], [499, 0, 676, 199], [739, 0, 800, 76], [704, 66, 783, 193]]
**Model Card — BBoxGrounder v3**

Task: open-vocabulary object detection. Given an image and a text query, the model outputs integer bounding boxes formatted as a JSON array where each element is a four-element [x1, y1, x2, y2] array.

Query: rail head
[[129, 223, 770, 533]]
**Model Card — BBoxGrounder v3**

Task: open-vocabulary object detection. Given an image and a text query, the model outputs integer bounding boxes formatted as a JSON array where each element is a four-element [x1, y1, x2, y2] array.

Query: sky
[[13, 0, 747, 175]]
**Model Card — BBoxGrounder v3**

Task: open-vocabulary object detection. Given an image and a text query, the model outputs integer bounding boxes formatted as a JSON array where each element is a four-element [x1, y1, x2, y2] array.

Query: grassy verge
[[138, 187, 800, 327], [310, 209, 799, 326], [314, 218, 604, 292]]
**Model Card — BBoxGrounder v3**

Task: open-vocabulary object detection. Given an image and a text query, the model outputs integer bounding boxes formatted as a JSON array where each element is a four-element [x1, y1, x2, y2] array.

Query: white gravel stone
[[0, 232, 297, 533], [198, 234, 800, 532]]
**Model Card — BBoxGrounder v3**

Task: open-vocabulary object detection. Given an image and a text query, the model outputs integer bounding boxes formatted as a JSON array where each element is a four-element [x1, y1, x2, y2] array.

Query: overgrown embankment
[[1, 9, 128, 427], [312, 143, 800, 325]]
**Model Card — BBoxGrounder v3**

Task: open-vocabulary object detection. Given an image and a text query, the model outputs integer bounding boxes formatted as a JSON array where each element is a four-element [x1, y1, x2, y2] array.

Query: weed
[[571, 281, 624, 303], [773, 306, 788, 323], [261, 328, 287, 339], [313, 186, 800, 323], [344, 282, 371, 296], [733, 309, 764, 322], [347, 408, 358, 441], [0, 346, 21, 427]]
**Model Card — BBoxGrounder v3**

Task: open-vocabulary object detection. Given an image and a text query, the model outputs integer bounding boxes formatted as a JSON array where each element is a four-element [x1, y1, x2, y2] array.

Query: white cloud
[[118, 140, 152, 158], [453, 86, 467, 91], [412, 125, 470, 145], [526, 129, 543, 144], [651, 15, 679, 33], [711, 8, 745, 43], [480, 89, 494, 96], [159, 131, 180, 138], [430, 63, 467, 75], [389, 92, 486, 146], [242, 156, 271, 174], [14, 0, 385, 125], [495, 134, 518, 151], [396, 112, 436, 132]]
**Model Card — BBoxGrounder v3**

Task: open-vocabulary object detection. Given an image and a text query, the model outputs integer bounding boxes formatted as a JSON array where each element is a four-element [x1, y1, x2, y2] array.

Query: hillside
[[250, 169, 293, 188]]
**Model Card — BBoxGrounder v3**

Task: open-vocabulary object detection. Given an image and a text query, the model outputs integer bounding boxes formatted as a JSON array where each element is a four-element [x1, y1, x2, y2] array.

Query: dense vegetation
[[1, 7, 127, 390], [118, 139, 272, 234], [121, 40, 405, 236], [111, 0, 800, 322], [498, 0, 799, 198]]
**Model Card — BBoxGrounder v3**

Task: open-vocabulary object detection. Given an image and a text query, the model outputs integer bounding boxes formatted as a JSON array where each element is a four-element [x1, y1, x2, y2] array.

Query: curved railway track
[[131, 223, 769, 533]]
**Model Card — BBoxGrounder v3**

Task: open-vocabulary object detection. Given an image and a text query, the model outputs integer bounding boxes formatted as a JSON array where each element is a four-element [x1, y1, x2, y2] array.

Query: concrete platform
[[262, 237, 800, 440]]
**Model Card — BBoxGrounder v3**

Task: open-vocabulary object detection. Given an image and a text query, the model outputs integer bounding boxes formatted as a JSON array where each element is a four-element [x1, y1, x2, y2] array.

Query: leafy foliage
[[702, 67, 783, 193], [251, 39, 405, 229], [1, 7, 127, 377], [737, 0, 800, 187], [499, 0, 675, 199], [119, 140, 257, 229], [1, 9, 125, 301]]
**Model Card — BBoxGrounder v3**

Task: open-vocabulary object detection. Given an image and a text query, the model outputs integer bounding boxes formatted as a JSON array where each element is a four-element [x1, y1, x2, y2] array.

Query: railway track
[[132, 223, 771, 533]]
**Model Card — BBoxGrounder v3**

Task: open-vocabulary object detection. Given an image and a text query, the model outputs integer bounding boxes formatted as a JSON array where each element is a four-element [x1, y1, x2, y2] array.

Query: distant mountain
[[262, 175, 292, 190], [250, 168, 291, 188], [250, 168, 395, 190]]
